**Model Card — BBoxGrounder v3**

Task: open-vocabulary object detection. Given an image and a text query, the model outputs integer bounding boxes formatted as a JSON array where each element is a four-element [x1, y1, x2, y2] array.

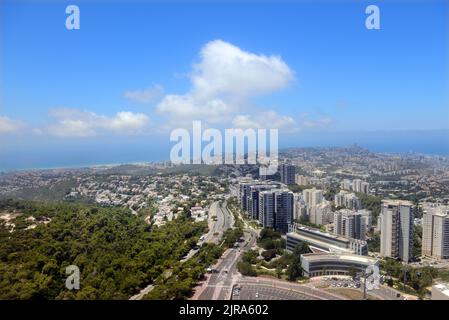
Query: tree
[[275, 266, 283, 279], [287, 245, 306, 281], [237, 261, 257, 277], [413, 225, 422, 259], [386, 278, 394, 287], [348, 266, 358, 280], [261, 249, 277, 261], [367, 233, 381, 252], [0, 199, 209, 300]]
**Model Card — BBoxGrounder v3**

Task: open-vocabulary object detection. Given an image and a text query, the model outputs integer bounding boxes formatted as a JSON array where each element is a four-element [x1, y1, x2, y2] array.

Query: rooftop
[[301, 253, 378, 265], [381, 199, 414, 207]]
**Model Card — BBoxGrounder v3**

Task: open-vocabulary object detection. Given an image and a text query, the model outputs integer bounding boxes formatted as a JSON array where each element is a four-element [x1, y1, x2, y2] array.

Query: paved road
[[129, 284, 154, 300], [132, 201, 232, 300], [198, 228, 258, 300], [204, 201, 233, 244], [181, 201, 233, 263]]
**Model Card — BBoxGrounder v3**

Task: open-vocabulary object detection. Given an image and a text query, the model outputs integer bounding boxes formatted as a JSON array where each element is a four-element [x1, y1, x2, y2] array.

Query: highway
[[133, 200, 232, 299], [204, 201, 234, 244], [197, 229, 258, 300], [196, 200, 257, 300], [181, 200, 233, 263]]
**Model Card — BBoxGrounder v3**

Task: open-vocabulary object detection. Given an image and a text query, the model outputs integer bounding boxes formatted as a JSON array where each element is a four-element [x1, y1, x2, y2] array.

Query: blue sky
[[0, 0, 448, 170]]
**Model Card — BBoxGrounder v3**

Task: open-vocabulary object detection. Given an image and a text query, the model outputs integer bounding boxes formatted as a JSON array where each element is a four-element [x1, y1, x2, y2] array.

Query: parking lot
[[322, 277, 361, 289], [232, 284, 319, 300], [310, 276, 406, 300], [231, 278, 346, 300]]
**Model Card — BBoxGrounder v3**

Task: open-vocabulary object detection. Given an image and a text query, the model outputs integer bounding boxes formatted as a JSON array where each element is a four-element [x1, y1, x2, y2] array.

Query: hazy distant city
[[1, 146, 449, 300], [1, 0, 448, 305]]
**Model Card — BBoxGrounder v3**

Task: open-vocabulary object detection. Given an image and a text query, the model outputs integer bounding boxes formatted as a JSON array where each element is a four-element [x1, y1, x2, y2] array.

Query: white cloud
[[46, 108, 150, 137], [106, 112, 149, 131], [156, 40, 294, 128], [232, 111, 298, 132], [49, 119, 97, 137], [192, 40, 294, 99], [157, 94, 232, 127], [0, 116, 23, 133], [124, 85, 164, 104], [302, 116, 333, 128]]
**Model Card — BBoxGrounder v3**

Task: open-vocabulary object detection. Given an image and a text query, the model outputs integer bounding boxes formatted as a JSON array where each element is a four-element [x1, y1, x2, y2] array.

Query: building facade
[[280, 163, 295, 185], [422, 203, 449, 260], [259, 189, 294, 233], [286, 223, 368, 256], [379, 200, 414, 262], [334, 209, 367, 240], [300, 253, 378, 278]]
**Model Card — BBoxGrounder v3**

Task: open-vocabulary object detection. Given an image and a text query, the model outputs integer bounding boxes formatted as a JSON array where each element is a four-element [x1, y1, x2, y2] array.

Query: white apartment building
[[422, 203, 449, 260], [295, 174, 309, 186], [334, 209, 367, 240], [379, 200, 414, 262], [293, 194, 307, 221], [310, 201, 333, 225], [302, 188, 323, 207], [340, 178, 370, 194], [357, 209, 373, 229], [334, 190, 362, 210]]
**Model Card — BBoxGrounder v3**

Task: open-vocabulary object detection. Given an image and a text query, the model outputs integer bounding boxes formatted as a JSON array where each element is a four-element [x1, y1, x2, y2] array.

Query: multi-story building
[[295, 174, 309, 186], [340, 178, 370, 194], [293, 194, 307, 221], [334, 190, 362, 210], [303, 188, 323, 207], [340, 179, 352, 191], [300, 253, 378, 278], [334, 209, 366, 240], [357, 209, 373, 230], [239, 180, 254, 212], [422, 203, 449, 260], [287, 223, 368, 255], [300, 188, 333, 225], [247, 183, 279, 220], [279, 163, 295, 185], [259, 189, 294, 233], [309, 201, 333, 225], [239, 180, 279, 218], [379, 200, 414, 262]]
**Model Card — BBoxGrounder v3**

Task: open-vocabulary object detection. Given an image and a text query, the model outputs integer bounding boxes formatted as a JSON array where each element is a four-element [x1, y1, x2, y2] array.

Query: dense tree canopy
[[0, 199, 207, 299]]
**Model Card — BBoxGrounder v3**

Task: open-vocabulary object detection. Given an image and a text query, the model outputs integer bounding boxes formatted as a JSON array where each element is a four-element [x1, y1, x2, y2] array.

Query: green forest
[[0, 199, 208, 299]]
